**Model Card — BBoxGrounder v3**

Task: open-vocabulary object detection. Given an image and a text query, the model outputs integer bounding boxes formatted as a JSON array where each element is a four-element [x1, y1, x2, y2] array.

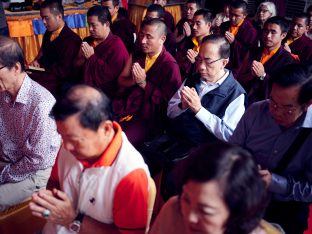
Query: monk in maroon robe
[[75, 6, 129, 99], [220, 0, 258, 78], [176, 9, 213, 79], [28, 1, 81, 97], [153, 0, 175, 32], [284, 13, 312, 63], [145, 4, 176, 57], [113, 19, 182, 147], [237, 16, 296, 104], [101, 0, 136, 54]]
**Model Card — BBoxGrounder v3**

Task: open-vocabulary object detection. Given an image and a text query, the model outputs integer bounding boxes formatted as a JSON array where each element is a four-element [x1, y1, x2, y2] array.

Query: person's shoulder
[[61, 25, 82, 41]]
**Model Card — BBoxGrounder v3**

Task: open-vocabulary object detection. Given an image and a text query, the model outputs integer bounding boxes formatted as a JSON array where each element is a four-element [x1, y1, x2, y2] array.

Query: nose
[[187, 209, 199, 224], [293, 25, 298, 30], [141, 36, 147, 44], [197, 60, 206, 71]]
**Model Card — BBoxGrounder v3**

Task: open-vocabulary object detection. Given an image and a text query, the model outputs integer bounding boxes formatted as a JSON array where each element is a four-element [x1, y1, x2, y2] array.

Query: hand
[[225, 31, 235, 44], [29, 188, 76, 226], [251, 60, 265, 77], [183, 22, 191, 37], [258, 168, 272, 188], [81, 42, 95, 59], [186, 49, 198, 64], [181, 86, 201, 113], [283, 43, 291, 53], [132, 62, 147, 88], [29, 60, 41, 68]]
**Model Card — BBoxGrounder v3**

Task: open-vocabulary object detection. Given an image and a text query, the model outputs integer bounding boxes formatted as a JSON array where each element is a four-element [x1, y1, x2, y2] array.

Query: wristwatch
[[259, 73, 266, 81], [69, 212, 85, 232]]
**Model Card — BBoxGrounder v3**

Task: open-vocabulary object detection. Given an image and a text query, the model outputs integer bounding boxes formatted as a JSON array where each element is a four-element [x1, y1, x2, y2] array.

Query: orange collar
[[79, 121, 122, 168], [50, 25, 64, 42], [112, 13, 118, 23], [229, 19, 244, 36], [260, 47, 279, 65]]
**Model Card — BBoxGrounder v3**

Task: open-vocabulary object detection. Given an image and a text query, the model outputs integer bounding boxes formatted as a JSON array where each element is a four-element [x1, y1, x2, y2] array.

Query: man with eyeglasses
[[230, 64, 312, 234], [0, 36, 61, 211], [168, 34, 246, 145]]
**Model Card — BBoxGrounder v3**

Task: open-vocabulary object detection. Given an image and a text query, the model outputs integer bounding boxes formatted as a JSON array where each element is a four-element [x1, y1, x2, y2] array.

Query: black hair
[[52, 85, 113, 131], [194, 8, 214, 23], [147, 4, 165, 19], [270, 64, 312, 105], [0, 36, 25, 72], [140, 17, 167, 36], [180, 142, 268, 234], [186, 0, 202, 9], [202, 34, 231, 59], [264, 16, 289, 33], [293, 13, 310, 26], [230, 0, 248, 15], [307, 4, 312, 13], [40, 0, 64, 19], [87, 5, 112, 26], [101, 0, 119, 7]]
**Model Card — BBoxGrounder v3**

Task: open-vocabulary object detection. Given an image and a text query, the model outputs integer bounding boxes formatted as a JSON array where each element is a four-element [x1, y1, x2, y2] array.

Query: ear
[[222, 58, 229, 67], [99, 120, 113, 135], [14, 62, 22, 74], [160, 34, 166, 43], [281, 32, 287, 40]]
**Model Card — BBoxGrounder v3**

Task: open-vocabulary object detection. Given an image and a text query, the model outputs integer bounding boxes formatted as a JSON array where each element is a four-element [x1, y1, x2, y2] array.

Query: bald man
[[30, 85, 150, 234], [114, 18, 182, 147]]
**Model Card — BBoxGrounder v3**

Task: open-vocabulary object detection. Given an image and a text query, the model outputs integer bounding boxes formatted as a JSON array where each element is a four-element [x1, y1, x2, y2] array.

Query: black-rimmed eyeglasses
[[195, 57, 223, 66]]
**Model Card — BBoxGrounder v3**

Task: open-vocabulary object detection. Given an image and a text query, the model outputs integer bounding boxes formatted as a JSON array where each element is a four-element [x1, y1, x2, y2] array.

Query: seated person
[[220, 0, 258, 77], [0, 36, 60, 211], [174, 0, 202, 44], [29, 85, 150, 234], [307, 5, 312, 39], [150, 142, 283, 234], [237, 16, 296, 104], [169, 34, 246, 145], [176, 9, 213, 79], [113, 18, 181, 147], [101, 0, 136, 54], [28, 0, 82, 97], [230, 64, 312, 234], [251, 1, 276, 47], [142, 35, 246, 194], [145, 4, 176, 57], [75, 6, 129, 99], [283, 13, 312, 63], [153, 0, 175, 32], [211, 0, 230, 33]]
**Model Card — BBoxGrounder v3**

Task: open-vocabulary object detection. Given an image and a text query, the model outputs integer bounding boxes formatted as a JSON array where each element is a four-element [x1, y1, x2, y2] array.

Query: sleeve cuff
[[269, 173, 289, 195]]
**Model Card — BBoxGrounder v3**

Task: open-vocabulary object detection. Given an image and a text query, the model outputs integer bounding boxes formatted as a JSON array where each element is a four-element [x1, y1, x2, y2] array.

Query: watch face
[[69, 221, 81, 232]]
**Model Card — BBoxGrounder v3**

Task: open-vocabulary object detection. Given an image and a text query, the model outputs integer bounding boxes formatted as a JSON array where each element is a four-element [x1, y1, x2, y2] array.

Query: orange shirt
[[260, 47, 279, 65], [145, 51, 161, 72], [229, 19, 244, 36], [50, 25, 64, 42]]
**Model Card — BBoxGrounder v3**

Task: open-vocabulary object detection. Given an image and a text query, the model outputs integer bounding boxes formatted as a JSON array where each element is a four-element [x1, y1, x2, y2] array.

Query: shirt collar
[[200, 69, 229, 86], [14, 74, 31, 105], [79, 121, 123, 168], [303, 105, 312, 128]]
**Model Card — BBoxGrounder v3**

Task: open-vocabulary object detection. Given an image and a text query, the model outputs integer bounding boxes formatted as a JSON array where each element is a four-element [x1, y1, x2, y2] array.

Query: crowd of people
[[0, 0, 312, 233]]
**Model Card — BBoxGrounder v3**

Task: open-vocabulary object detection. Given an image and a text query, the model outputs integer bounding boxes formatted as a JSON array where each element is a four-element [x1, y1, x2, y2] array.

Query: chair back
[[146, 177, 156, 233], [0, 198, 46, 234]]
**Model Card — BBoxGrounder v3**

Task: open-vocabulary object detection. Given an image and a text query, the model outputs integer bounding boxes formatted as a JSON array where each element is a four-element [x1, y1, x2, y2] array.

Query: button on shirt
[[0, 75, 61, 184], [167, 69, 246, 141], [230, 101, 312, 202]]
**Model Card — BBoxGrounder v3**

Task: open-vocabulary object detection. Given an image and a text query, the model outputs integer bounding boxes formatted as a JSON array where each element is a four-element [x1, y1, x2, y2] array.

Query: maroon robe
[[164, 10, 175, 32], [288, 34, 312, 63], [113, 47, 182, 146], [111, 14, 136, 54], [164, 29, 177, 58], [175, 36, 196, 79], [29, 24, 82, 96], [83, 33, 129, 99], [220, 19, 258, 77], [237, 46, 296, 104]]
